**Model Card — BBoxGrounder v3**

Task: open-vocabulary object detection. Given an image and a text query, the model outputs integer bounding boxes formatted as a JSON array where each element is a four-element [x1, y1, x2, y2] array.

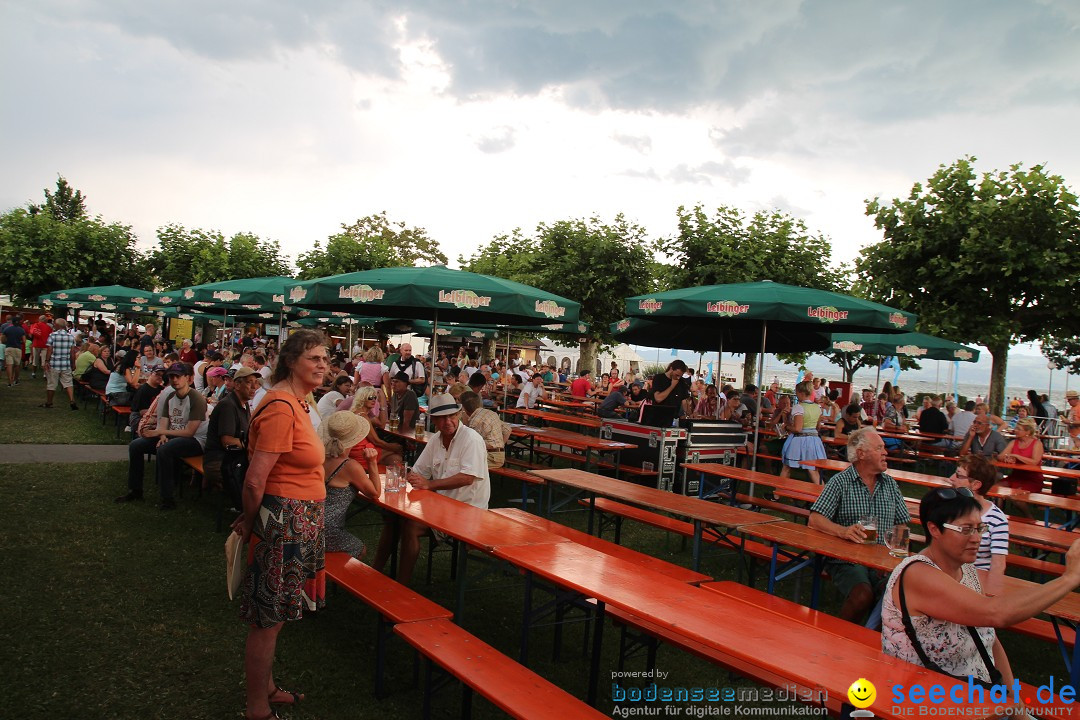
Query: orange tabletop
[[995, 461, 1080, 480], [492, 542, 1004, 719], [530, 467, 781, 571], [529, 426, 633, 453], [508, 407, 603, 429], [377, 487, 570, 553], [530, 467, 781, 529], [990, 486, 1080, 513], [740, 520, 900, 574], [681, 462, 822, 501], [490, 507, 711, 584], [539, 397, 596, 412]]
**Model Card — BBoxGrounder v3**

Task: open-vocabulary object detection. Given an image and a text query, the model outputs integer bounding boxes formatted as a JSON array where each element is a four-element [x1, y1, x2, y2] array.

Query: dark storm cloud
[[17, 0, 1080, 132]]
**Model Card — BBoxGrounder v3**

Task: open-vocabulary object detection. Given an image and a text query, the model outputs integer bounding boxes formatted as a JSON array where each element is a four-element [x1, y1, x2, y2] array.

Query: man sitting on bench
[[809, 428, 910, 623], [375, 393, 489, 583]]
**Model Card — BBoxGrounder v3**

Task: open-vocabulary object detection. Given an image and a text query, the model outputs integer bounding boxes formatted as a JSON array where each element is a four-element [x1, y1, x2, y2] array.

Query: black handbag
[[221, 398, 292, 511]]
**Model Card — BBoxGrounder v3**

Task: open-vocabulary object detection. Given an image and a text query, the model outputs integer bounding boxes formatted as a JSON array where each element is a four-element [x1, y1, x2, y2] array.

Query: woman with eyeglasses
[[949, 455, 1009, 597], [881, 485, 1080, 693], [232, 329, 329, 720]]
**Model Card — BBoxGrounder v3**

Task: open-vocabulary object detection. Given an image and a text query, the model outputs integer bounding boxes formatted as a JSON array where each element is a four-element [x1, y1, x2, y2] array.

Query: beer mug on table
[[858, 514, 877, 544], [885, 526, 910, 558]]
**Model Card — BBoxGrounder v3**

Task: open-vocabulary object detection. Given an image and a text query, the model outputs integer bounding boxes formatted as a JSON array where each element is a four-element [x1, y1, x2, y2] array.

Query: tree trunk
[[578, 338, 599, 375], [481, 338, 496, 364], [742, 353, 757, 388], [987, 341, 1010, 416]]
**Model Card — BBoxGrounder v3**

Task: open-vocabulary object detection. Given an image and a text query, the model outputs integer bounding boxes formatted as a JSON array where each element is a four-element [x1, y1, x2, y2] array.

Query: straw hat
[[318, 410, 370, 451], [428, 393, 461, 416]]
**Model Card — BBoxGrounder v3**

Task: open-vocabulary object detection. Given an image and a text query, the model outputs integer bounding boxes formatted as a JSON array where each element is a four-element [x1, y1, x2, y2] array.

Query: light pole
[[1048, 360, 1057, 399]]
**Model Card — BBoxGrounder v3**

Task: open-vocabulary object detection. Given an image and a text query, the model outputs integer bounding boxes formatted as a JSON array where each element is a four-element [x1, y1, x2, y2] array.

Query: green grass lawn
[[0, 400, 1067, 719], [0, 377, 127, 444]]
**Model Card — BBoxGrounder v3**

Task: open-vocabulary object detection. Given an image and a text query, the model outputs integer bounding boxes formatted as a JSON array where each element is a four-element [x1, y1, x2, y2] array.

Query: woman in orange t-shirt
[[232, 329, 328, 720]]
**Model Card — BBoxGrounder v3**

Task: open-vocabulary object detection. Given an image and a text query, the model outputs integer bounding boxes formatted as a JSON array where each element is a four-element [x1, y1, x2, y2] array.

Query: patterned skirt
[[240, 494, 326, 629]]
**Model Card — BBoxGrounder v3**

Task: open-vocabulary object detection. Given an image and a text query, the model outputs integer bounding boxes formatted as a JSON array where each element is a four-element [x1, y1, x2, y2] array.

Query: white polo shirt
[[411, 422, 489, 509]]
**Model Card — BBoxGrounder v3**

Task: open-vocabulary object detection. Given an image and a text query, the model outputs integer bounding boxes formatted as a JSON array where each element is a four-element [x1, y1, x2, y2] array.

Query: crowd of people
[[9, 309, 1080, 717]]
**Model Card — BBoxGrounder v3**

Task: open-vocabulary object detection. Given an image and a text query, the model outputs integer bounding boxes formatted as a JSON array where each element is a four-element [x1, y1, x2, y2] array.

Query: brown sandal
[[269, 686, 304, 705]]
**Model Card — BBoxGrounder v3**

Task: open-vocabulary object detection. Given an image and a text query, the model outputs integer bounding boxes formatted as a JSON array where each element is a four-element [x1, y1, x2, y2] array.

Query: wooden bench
[[489, 465, 545, 510], [395, 618, 607, 719], [324, 553, 452, 698], [107, 404, 131, 437], [701, 581, 1077, 715]]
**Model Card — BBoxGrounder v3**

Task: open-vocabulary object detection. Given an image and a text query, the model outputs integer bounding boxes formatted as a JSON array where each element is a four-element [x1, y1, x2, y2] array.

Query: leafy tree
[[460, 215, 656, 372], [858, 157, 1080, 413], [1043, 336, 1080, 375], [0, 179, 143, 302], [147, 224, 293, 289], [296, 212, 447, 279], [657, 204, 850, 385], [29, 175, 87, 223]]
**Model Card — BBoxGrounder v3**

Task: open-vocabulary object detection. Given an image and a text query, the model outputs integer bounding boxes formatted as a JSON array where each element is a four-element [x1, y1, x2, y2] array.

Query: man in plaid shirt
[[809, 428, 910, 623], [43, 317, 79, 410]]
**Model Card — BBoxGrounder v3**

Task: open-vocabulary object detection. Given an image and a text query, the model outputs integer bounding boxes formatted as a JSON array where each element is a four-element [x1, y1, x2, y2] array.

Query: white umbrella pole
[[750, 321, 767, 479], [503, 330, 511, 409], [429, 313, 439, 429]]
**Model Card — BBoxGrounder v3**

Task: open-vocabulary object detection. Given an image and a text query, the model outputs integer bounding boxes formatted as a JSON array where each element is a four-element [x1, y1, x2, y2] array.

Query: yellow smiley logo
[[847, 677, 876, 709]]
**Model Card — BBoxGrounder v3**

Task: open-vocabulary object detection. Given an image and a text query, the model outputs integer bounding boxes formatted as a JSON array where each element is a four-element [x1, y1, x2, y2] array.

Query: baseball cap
[[164, 362, 191, 377], [207, 366, 228, 378], [393, 371, 411, 384], [230, 366, 258, 380]]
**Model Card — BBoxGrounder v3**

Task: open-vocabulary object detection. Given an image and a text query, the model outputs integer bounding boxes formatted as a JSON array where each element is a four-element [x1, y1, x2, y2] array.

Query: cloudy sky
[[3, 0, 1078, 277]]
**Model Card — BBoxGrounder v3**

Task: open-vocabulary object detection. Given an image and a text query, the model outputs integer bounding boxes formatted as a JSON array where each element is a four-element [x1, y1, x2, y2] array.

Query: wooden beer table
[[529, 467, 781, 571]]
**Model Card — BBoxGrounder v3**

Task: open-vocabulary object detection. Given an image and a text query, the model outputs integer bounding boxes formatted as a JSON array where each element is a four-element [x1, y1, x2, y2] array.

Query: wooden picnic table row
[[370, 478, 1018, 717]]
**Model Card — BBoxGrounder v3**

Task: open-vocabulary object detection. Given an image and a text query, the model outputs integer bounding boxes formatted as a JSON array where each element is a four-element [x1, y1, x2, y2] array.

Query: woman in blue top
[[780, 380, 826, 484]]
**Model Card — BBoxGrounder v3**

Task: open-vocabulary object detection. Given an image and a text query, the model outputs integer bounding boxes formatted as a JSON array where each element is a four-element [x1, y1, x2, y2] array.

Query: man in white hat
[[384, 392, 489, 583], [1066, 389, 1080, 450]]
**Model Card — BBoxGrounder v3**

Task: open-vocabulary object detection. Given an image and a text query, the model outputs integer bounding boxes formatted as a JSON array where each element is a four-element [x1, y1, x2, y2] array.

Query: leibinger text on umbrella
[[534, 300, 566, 318], [338, 284, 385, 303], [897, 345, 929, 356], [806, 306, 849, 323], [212, 291, 241, 302], [889, 312, 910, 328], [706, 301, 750, 317], [438, 289, 492, 308], [638, 299, 663, 313]]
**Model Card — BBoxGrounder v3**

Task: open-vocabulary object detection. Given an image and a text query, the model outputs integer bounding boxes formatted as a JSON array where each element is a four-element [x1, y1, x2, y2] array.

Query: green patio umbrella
[[288, 266, 581, 397], [157, 276, 293, 310], [40, 285, 156, 306], [624, 281, 916, 473], [829, 331, 980, 398], [155, 277, 296, 346], [285, 266, 580, 326], [827, 331, 979, 363], [611, 316, 831, 353]]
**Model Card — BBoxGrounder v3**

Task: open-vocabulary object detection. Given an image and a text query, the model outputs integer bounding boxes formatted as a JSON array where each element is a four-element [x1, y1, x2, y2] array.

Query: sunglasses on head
[[933, 487, 975, 500]]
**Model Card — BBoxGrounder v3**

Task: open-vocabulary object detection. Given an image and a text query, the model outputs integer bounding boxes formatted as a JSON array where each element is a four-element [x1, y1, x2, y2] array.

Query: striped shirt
[[976, 503, 1009, 571], [45, 330, 76, 371], [810, 464, 910, 547]]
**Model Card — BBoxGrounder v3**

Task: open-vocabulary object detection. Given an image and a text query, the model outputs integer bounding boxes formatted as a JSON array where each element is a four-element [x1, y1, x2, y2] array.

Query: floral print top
[[881, 554, 996, 681]]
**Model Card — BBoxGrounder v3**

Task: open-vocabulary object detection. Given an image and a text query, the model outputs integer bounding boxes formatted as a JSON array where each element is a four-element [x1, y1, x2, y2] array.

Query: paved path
[[0, 444, 129, 464]]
